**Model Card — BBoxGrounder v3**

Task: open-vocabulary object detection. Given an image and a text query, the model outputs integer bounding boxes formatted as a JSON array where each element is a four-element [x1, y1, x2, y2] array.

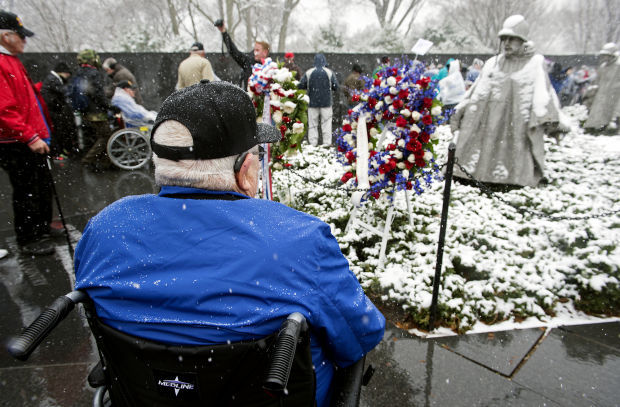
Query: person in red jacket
[[0, 10, 55, 256]]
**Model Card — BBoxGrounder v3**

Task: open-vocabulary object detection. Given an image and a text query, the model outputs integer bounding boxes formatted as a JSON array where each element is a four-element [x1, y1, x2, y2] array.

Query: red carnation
[[395, 116, 408, 127], [393, 99, 404, 109], [290, 143, 297, 148], [276, 154, 284, 160], [367, 97, 378, 108], [405, 160, 414, 169], [352, 94, 360, 102], [386, 143, 396, 151], [406, 181, 412, 190], [341, 172, 354, 183], [389, 173, 396, 183], [422, 115, 433, 125], [347, 109, 353, 115], [342, 123, 352, 132], [398, 89, 409, 99], [423, 97, 433, 108], [419, 132, 430, 143], [391, 68, 398, 76], [378, 164, 388, 174], [282, 116, 291, 123], [283, 163, 292, 168], [373, 78, 381, 86], [371, 191, 381, 199], [345, 151, 355, 162], [395, 76, 402, 82], [369, 150, 378, 157], [382, 111, 394, 120], [338, 145, 345, 152], [415, 157, 426, 167]]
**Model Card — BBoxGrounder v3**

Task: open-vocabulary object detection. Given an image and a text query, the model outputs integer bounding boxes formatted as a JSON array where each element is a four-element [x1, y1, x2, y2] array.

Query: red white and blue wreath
[[335, 59, 450, 201]]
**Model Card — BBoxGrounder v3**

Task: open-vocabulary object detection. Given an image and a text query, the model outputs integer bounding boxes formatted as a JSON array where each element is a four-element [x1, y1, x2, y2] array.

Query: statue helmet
[[598, 42, 618, 56], [77, 49, 101, 68], [498, 15, 529, 42]]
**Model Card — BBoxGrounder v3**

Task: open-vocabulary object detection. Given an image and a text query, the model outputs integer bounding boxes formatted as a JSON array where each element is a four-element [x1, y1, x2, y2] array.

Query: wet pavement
[[1, 159, 619, 406]]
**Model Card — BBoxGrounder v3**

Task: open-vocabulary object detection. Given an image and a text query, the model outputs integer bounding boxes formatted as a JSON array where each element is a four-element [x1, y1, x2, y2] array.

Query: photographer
[[216, 19, 269, 89]]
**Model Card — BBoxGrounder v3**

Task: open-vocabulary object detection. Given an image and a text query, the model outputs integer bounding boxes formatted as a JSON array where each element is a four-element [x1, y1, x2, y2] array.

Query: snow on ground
[[272, 104, 620, 334]]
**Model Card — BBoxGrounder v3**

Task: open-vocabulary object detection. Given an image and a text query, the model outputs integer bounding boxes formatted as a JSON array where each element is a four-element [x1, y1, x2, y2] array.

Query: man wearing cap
[[451, 14, 567, 187], [111, 80, 157, 124], [102, 57, 143, 104], [41, 61, 77, 157], [283, 52, 301, 80], [74, 80, 385, 407], [176, 42, 215, 89], [0, 10, 56, 255], [583, 43, 620, 133], [70, 49, 114, 171], [217, 21, 270, 89]]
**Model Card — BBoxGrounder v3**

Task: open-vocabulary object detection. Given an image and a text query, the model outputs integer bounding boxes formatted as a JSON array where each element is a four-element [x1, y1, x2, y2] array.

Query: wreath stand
[[260, 95, 274, 200], [344, 113, 414, 270]]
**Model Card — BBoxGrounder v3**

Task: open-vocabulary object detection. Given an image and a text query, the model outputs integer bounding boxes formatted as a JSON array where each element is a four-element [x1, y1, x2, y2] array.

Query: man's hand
[[217, 22, 226, 33], [28, 138, 50, 154]]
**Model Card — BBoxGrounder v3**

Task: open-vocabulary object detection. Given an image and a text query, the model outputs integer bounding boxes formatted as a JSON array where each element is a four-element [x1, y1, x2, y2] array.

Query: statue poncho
[[450, 46, 562, 187], [584, 55, 620, 130]]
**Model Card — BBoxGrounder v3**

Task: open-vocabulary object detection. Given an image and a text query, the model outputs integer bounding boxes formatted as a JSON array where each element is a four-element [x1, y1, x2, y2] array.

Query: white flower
[[411, 111, 421, 121], [269, 61, 279, 69], [397, 139, 405, 147], [410, 124, 421, 133], [394, 150, 403, 159], [386, 76, 397, 86], [274, 68, 292, 83], [271, 83, 282, 91], [397, 162, 406, 169], [424, 151, 433, 161], [388, 106, 396, 114], [351, 121, 358, 129], [344, 134, 354, 145], [284, 89, 296, 98], [273, 162, 283, 170], [283, 101, 297, 114], [375, 113, 382, 121], [369, 127, 378, 137], [269, 100, 282, 108], [389, 86, 398, 95], [292, 122, 305, 134], [431, 131, 439, 140], [431, 106, 442, 116], [400, 109, 411, 117], [272, 110, 283, 123], [375, 101, 384, 110], [402, 169, 409, 179], [384, 95, 393, 104], [407, 155, 415, 163], [302, 95, 310, 103], [292, 80, 300, 87]]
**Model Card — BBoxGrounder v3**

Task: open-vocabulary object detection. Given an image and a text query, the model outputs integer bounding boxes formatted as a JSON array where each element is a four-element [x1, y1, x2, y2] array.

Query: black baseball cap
[[190, 42, 204, 51], [116, 80, 136, 89], [0, 11, 34, 38], [151, 80, 280, 161]]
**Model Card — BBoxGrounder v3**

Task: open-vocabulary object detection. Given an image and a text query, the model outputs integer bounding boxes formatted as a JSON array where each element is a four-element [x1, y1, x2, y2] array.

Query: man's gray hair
[[152, 120, 237, 190]]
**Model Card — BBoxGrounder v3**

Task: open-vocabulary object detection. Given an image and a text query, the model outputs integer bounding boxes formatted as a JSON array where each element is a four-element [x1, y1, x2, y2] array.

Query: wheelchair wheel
[[107, 128, 151, 170]]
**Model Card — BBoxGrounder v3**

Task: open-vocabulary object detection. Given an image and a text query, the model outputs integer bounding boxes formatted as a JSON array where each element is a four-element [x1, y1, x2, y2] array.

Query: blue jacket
[[299, 54, 339, 108], [74, 186, 385, 407]]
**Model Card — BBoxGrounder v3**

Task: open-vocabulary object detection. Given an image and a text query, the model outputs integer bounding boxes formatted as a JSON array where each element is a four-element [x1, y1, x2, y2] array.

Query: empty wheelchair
[[8, 290, 369, 406]]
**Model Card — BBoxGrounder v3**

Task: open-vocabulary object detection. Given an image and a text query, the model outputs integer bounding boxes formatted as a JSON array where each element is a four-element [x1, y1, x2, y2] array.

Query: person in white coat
[[111, 80, 157, 125]]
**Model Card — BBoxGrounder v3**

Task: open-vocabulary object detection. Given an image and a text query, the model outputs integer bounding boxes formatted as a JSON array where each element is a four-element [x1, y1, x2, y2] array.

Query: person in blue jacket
[[74, 80, 385, 407], [110, 80, 156, 126], [299, 53, 339, 146]]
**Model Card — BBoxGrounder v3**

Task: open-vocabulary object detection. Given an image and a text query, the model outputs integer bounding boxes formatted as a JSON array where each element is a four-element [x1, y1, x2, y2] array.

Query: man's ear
[[234, 153, 255, 195]]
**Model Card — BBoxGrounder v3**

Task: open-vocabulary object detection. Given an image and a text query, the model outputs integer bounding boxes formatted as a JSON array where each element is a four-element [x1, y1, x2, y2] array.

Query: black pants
[[81, 120, 112, 167], [0, 143, 52, 245]]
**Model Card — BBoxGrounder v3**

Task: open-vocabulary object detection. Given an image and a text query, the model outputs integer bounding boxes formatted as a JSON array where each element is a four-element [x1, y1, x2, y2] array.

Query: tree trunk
[[166, 0, 179, 36], [277, 0, 300, 52]]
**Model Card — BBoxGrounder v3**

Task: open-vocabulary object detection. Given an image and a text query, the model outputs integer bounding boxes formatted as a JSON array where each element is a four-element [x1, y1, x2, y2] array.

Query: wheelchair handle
[[7, 291, 88, 361], [263, 312, 306, 394]]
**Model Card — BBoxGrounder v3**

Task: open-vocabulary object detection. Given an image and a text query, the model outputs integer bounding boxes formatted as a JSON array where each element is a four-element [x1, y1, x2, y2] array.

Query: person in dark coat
[[41, 62, 77, 157], [70, 49, 113, 171], [298, 53, 339, 146], [283, 52, 301, 80], [216, 21, 269, 89], [102, 57, 143, 104], [341, 63, 364, 106]]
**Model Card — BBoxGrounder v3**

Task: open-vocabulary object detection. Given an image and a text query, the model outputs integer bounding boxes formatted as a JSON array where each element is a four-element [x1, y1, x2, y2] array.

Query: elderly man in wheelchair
[[106, 80, 157, 170], [9, 81, 385, 407]]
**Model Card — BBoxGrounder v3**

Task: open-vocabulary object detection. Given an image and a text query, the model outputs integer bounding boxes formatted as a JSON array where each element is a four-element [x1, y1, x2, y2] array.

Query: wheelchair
[[8, 290, 369, 406], [106, 118, 153, 171]]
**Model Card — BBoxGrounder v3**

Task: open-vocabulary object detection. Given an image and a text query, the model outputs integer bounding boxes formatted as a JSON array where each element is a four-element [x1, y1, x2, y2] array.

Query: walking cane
[[45, 156, 74, 259]]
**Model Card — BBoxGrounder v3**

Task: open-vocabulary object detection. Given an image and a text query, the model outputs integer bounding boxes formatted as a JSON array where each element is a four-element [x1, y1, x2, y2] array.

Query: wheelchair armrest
[[88, 359, 107, 388], [330, 356, 367, 407], [263, 312, 307, 394], [7, 291, 88, 361]]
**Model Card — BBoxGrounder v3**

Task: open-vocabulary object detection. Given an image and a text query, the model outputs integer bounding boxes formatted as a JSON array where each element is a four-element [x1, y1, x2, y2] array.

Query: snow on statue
[[450, 15, 568, 187], [583, 42, 620, 133]]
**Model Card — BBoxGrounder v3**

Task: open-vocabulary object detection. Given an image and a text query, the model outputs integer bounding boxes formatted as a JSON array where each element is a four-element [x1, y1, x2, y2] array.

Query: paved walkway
[[1, 159, 618, 406]]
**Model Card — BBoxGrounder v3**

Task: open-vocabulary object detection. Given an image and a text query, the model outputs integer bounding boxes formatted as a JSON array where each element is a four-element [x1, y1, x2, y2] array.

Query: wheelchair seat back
[[86, 311, 316, 406]]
